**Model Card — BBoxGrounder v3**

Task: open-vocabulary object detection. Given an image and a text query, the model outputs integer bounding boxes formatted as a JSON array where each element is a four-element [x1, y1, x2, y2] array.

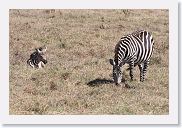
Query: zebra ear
[[109, 59, 115, 65], [37, 48, 41, 53], [35, 48, 38, 52]]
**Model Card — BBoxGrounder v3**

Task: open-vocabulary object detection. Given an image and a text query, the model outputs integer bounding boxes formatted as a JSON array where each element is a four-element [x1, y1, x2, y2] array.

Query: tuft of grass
[[25, 101, 49, 115], [50, 81, 58, 91], [61, 72, 71, 80], [150, 56, 162, 65], [123, 10, 130, 16], [59, 43, 66, 49]]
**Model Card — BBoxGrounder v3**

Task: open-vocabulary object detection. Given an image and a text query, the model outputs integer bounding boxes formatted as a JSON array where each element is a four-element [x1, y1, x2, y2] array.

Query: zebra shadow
[[87, 78, 114, 87], [87, 78, 134, 89]]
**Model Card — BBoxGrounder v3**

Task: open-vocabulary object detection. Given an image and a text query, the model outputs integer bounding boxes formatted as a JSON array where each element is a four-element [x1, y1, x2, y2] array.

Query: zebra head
[[109, 59, 122, 85], [36, 46, 47, 55]]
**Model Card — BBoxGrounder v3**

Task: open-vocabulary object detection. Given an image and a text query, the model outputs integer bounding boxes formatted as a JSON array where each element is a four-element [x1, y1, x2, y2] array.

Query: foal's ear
[[35, 48, 38, 52], [109, 59, 115, 65]]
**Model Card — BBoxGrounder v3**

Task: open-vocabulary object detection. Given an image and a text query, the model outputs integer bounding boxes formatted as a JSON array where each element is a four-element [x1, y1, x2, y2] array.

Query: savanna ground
[[9, 9, 169, 115]]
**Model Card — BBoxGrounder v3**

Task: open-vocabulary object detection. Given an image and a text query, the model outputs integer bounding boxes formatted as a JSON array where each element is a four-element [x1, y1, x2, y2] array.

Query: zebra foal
[[27, 46, 48, 68], [109, 30, 154, 85]]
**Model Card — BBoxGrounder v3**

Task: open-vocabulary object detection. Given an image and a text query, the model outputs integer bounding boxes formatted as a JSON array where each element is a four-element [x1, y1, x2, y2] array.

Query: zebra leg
[[142, 61, 149, 81], [41, 61, 46, 67], [129, 61, 134, 81], [38, 62, 43, 69], [138, 64, 144, 82], [27, 59, 35, 68], [30, 63, 35, 68]]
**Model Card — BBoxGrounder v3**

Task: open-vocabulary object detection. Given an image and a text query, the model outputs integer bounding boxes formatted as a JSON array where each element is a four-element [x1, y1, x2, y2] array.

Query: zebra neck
[[114, 55, 123, 66]]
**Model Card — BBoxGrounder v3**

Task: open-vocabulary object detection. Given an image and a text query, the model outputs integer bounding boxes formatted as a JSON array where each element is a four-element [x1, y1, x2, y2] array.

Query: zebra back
[[114, 30, 154, 66]]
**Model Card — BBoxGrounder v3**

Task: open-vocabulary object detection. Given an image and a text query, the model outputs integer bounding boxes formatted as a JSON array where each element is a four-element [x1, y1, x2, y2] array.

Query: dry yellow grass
[[9, 9, 169, 115]]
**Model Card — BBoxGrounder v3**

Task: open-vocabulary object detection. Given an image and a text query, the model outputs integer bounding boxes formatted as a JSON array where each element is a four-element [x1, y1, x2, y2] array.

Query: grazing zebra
[[27, 46, 48, 68], [109, 30, 154, 85]]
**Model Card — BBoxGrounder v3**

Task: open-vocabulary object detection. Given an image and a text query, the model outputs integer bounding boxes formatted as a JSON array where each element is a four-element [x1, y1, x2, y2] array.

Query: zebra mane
[[114, 41, 122, 66]]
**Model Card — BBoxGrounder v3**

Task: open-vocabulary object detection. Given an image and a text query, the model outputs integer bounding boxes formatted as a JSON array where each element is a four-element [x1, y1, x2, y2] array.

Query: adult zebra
[[109, 30, 154, 85]]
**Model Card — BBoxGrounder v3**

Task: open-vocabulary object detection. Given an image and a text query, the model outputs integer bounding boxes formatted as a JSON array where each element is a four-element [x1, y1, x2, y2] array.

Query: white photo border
[[0, 0, 178, 124]]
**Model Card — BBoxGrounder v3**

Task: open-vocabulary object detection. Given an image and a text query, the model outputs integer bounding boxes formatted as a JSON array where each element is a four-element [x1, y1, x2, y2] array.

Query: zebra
[[27, 46, 48, 68], [109, 30, 154, 85]]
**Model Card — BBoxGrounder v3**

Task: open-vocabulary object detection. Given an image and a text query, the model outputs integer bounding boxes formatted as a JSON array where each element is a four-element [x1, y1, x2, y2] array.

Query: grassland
[[9, 9, 169, 115]]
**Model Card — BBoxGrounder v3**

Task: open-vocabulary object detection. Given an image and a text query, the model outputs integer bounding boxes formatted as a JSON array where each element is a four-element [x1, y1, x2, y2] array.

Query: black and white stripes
[[27, 46, 48, 68], [110, 30, 154, 84]]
